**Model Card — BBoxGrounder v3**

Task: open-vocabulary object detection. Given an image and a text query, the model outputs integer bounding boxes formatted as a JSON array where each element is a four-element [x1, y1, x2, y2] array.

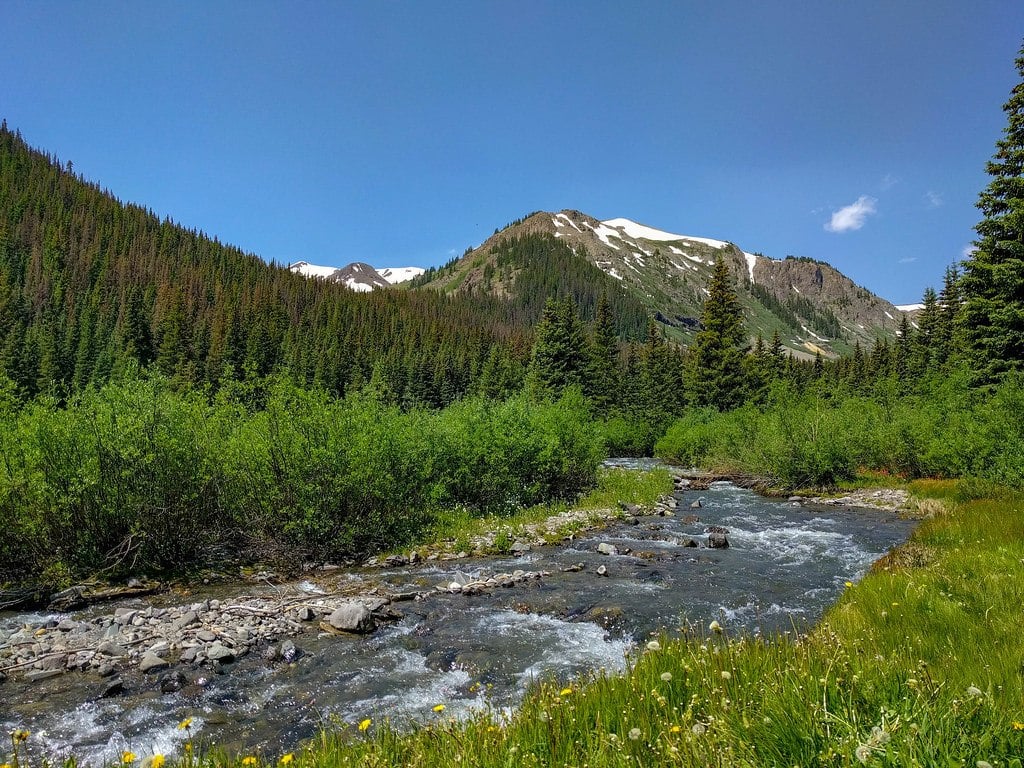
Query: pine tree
[[935, 266, 960, 365], [585, 293, 620, 410], [957, 44, 1024, 383], [686, 255, 747, 410], [912, 287, 941, 373], [527, 297, 588, 399]]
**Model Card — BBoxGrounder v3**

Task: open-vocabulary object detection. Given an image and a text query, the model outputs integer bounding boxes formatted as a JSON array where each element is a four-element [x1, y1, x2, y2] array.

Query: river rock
[[100, 677, 124, 697], [705, 525, 729, 534], [562, 562, 585, 572], [207, 643, 236, 664], [170, 611, 198, 633], [596, 565, 609, 577], [324, 603, 376, 634], [690, 499, 703, 509], [707, 533, 730, 549], [281, 639, 299, 663], [681, 537, 699, 548], [597, 543, 618, 556], [159, 670, 189, 693], [296, 606, 316, 621], [25, 668, 64, 682], [139, 653, 169, 673], [510, 541, 531, 555], [97, 640, 128, 657], [197, 629, 217, 642], [384, 554, 409, 567]]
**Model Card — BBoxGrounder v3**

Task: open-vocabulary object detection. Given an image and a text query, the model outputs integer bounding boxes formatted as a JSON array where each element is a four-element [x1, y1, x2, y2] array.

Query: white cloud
[[925, 190, 943, 208], [880, 174, 900, 190], [961, 244, 976, 259], [824, 195, 878, 233]]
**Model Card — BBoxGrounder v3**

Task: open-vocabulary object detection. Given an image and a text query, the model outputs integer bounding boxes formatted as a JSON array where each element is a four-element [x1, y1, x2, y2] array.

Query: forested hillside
[[0, 123, 531, 404]]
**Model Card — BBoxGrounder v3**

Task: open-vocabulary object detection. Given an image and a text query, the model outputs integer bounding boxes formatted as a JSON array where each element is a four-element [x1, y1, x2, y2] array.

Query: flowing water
[[0, 473, 915, 763]]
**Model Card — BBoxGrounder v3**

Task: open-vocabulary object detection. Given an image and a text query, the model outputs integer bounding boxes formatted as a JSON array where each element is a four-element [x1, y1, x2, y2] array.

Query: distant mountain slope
[[289, 261, 425, 290], [423, 210, 904, 356]]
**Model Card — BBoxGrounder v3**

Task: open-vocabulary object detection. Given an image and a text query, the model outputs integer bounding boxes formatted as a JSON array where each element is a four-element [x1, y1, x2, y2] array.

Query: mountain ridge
[[419, 209, 907, 357]]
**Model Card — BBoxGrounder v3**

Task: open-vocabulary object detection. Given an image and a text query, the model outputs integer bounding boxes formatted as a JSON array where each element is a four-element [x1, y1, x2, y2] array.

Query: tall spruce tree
[[958, 44, 1024, 383], [527, 297, 588, 398], [686, 255, 747, 410]]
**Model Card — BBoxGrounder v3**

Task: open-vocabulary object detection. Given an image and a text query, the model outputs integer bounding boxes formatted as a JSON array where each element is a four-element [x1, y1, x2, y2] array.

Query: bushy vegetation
[[0, 374, 603, 587], [655, 371, 1024, 488]]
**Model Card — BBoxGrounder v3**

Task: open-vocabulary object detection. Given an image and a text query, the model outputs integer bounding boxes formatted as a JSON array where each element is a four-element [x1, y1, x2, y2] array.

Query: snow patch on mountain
[[290, 261, 341, 279], [896, 303, 924, 312], [378, 267, 426, 284], [744, 252, 757, 282]]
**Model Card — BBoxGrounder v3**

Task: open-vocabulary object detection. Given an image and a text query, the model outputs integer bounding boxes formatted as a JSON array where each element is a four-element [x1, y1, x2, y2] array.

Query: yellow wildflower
[[279, 754, 294, 765], [12, 730, 29, 743], [122, 752, 137, 764], [669, 725, 682, 734], [150, 755, 166, 768], [432, 704, 446, 713], [559, 687, 572, 696], [358, 719, 371, 732], [1013, 721, 1024, 731], [178, 718, 193, 730], [242, 758, 258, 767], [844, 581, 854, 588]]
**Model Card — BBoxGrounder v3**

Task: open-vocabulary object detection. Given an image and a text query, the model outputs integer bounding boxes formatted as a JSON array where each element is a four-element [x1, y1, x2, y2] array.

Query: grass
[[401, 466, 674, 556], [10, 477, 1024, 767]]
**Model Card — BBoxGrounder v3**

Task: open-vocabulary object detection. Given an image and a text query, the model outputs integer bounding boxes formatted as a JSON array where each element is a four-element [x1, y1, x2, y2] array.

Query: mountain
[[289, 261, 425, 291], [422, 210, 906, 356]]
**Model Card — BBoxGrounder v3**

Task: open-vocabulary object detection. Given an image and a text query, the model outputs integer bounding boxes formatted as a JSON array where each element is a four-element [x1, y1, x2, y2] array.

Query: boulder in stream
[[323, 603, 376, 634], [597, 543, 618, 556], [707, 532, 730, 549]]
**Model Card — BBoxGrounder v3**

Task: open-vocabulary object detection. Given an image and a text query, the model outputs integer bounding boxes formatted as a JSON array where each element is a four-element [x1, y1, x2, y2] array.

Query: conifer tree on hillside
[[685, 255, 747, 410], [958, 43, 1024, 383], [527, 297, 588, 398]]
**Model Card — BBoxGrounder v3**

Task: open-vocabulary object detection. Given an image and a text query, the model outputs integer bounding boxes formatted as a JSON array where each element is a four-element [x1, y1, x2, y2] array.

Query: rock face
[[324, 603, 377, 634]]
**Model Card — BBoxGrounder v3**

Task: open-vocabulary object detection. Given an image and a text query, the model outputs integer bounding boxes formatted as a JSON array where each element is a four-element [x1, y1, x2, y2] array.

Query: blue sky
[[3, 2, 1022, 304]]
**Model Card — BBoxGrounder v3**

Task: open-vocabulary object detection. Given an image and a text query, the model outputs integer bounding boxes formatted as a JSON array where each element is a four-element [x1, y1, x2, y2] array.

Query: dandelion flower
[[844, 581, 854, 588], [691, 723, 706, 736], [1, 762, 11, 768], [12, 731, 29, 744], [855, 744, 871, 763], [669, 725, 681, 734], [177, 718, 193, 730], [628, 727, 641, 741], [660, 672, 673, 682], [149, 755, 166, 768], [358, 719, 371, 732], [559, 687, 572, 696], [241, 757, 257, 767], [646, 640, 661, 651], [122, 753, 137, 765], [976, 761, 993, 768], [721, 670, 732, 681], [709, 620, 722, 634], [433, 704, 446, 713], [966, 685, 984, 698], [279, 754, 294, 765], [1013, 721, 1024, 731]]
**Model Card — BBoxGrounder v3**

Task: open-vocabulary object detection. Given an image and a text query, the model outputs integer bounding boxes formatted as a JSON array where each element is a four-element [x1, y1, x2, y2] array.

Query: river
[[0, 472, 915, 763]]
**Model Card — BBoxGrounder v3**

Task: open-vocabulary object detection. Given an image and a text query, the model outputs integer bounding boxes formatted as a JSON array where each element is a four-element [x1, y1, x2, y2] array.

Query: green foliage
[[0, 374, 605, 584], [957, 44, 1024, 383], [685, 255, 748, 411], [656, 371, 1024, 489]]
